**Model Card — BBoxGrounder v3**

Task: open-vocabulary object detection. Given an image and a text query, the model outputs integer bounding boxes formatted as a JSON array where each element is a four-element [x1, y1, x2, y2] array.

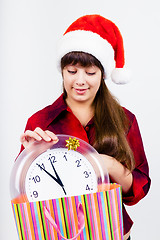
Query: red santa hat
[[57, 14, 130, 84]]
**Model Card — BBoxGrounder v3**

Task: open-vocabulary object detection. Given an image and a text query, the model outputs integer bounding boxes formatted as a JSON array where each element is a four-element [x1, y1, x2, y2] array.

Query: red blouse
[[19, 94, 151, 235]]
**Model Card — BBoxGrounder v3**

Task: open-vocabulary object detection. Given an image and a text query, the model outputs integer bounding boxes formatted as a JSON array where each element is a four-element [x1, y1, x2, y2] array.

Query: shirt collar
[[45, 93, 94, 128]]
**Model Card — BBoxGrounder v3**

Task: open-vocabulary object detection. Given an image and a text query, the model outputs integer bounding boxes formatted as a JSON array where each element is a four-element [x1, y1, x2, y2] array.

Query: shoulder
[[27, 94, 66, 130], [29, 104, 52, 121], [26, 104, 53, 130], [122, 107, 136, 132], [123, 107, 135, 122]]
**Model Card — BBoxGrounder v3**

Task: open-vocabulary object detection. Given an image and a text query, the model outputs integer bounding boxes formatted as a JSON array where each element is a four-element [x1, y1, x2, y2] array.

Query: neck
[[66, 98, 94, 126]]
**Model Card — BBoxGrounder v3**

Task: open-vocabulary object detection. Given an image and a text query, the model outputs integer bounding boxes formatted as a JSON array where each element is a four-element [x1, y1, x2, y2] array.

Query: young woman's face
[[62, 64, 102, 105]]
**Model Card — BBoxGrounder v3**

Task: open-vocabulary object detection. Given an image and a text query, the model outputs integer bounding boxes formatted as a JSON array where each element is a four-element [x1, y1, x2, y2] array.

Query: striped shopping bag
[[11, 183, 123, 240]]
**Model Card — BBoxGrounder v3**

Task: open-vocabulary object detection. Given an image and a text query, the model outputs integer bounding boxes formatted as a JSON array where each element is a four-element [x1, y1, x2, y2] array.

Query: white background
[[0, 0, 160, 239]]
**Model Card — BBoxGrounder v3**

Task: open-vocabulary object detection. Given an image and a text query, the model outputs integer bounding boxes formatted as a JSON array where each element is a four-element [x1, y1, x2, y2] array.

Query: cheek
[[63, 81, 69, 92], [91, 78, 101, 92], [63, 78, 73, 92], [90, 72, 102, 90]]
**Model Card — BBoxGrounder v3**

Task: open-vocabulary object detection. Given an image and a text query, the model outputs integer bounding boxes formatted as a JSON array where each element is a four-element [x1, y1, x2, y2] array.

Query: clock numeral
[[33, 191, 38, 198], [75, 159, 81, 167], [63, 154, 67, 161], [48, 155, 57, 163], [38, 163, 45, 170], [86, 184, 93, 191], [31, 175, 41, 183], [83, 171, 91, 178]]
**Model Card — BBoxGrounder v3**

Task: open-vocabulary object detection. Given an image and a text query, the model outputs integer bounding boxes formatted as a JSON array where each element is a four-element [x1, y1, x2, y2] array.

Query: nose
[[75, 71, 86, 86]]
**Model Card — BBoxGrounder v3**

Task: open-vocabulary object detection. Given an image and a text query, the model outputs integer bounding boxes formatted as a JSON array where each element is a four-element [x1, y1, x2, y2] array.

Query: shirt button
[[85, 126, 89, 131]]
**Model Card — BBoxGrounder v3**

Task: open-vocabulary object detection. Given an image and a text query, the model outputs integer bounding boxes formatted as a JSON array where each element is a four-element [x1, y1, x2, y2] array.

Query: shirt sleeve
[[123, 115, 151, 206]]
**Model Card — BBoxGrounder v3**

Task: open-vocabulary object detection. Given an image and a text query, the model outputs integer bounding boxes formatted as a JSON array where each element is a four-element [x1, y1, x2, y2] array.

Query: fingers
[[26, 129, 43, 141], [34, 127, 51, 141], [20, 127, 59, 149], [45, 130, 58, 142], [34, 128, 58, 142], [20, 130, 41, 144], [20, 131, 37, 148]]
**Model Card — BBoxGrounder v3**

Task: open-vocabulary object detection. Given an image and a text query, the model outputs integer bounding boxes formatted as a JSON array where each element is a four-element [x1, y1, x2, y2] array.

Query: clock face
[[25, 148, 98, 202], [10, 135, 109, 204]]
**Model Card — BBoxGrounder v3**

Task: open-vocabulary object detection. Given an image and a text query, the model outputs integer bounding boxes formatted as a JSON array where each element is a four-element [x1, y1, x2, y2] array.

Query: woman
[[20, 15, 151, 239]]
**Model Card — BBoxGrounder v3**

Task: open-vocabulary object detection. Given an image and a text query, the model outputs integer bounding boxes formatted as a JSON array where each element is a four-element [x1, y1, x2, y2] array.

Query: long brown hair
[[61, 51, 135, 171]]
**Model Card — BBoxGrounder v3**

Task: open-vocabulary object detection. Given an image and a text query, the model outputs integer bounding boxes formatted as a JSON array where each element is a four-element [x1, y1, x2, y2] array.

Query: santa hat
[[57, 14, 130, 84]]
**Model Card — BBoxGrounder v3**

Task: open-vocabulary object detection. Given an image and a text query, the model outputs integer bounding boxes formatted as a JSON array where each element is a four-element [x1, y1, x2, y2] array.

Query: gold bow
[[65, 137, 80, 151]]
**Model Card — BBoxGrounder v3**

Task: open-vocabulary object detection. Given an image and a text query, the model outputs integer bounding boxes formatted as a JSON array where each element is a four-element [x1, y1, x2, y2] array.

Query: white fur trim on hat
[[111, 68, 131, 84], [56, 30, 115, 79]]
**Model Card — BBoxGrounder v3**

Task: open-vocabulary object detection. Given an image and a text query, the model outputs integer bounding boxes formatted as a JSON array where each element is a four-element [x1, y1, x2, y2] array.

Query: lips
[[74, 88, 89, 94]]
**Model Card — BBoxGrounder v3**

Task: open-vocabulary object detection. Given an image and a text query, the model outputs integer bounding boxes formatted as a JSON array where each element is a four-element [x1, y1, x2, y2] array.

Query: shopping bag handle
[[44, 202, 85, 240]]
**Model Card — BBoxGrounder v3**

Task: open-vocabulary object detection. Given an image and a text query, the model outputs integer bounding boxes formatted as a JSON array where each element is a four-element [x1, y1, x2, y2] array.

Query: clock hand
[[36, 163, 66, 195], [48, 157, 63, 186], [36, 163, 62, 186], [48, 157, 67, 195]]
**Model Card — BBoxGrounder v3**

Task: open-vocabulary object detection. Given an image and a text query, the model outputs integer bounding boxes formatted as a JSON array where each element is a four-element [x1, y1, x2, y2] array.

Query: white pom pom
[[111, 68, 131, 84]]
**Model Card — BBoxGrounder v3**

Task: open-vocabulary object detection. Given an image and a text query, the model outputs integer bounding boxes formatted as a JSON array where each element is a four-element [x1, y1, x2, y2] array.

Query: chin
[[72, 95, 88, 102]]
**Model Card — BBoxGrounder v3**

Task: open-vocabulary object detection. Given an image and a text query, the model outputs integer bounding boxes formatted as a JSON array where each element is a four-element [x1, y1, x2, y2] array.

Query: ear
[[103, 73, 106, 80]]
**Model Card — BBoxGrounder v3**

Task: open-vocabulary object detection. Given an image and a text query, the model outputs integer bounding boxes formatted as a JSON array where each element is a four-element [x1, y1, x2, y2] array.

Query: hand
[[20, 127, 58, 149], [99, 154, 115, 174], [99, 154, 133, 194]]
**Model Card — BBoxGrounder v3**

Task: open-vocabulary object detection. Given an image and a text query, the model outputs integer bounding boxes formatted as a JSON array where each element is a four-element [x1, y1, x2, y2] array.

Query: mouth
[[74, 88, 89, 95]]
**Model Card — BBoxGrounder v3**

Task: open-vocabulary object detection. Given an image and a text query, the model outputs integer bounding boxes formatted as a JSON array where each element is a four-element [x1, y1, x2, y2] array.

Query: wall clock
[[10, 135, 109, 203]]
